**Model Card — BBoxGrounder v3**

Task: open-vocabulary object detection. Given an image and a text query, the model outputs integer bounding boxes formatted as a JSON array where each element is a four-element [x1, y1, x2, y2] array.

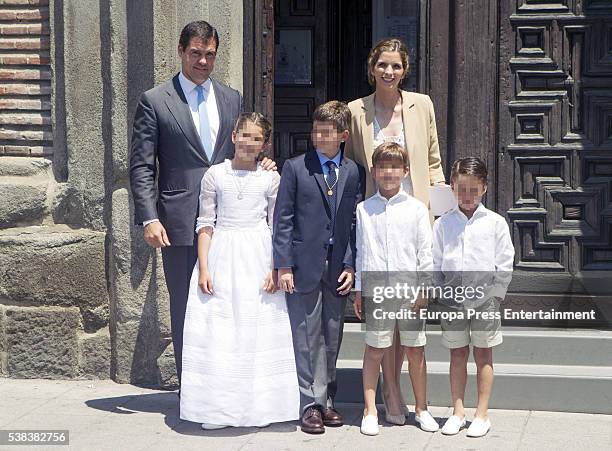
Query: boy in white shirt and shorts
[[432, 157, 514, 437], [353, 142, 439, 436]]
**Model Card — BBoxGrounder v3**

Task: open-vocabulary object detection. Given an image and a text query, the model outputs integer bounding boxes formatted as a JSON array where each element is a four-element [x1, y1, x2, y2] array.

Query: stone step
[[334, 361, 612, 415], [338, 323, 612, 367], [335, 324, 612, 414]]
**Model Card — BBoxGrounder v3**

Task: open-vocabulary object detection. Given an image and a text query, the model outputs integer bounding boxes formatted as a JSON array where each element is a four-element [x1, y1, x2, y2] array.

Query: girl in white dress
[[180, 113, 300, 429]]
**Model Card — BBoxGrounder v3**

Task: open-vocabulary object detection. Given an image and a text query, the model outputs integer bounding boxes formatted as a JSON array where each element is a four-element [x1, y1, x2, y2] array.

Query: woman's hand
[[353, 292, 363, 320], [411, 295, 428, 312], [263, 270, 277, 293], [198, 268, 214, 295]]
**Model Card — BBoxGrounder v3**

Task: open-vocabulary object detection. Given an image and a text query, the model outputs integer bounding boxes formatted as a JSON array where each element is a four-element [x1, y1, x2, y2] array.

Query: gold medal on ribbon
[[328, 189, 333, 196]]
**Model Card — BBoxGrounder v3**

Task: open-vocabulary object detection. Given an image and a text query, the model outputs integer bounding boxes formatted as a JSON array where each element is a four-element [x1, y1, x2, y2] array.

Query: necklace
[[229, 159, 257, 199], [324, 173, 338, 196], [230, 170, 247, 199]]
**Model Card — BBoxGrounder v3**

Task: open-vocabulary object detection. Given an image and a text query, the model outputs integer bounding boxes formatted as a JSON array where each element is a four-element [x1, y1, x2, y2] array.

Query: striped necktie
[[325, 160, 338, 244]]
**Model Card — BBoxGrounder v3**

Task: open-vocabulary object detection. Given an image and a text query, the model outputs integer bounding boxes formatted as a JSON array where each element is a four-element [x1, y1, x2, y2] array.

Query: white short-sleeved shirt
[[355, 189, 433, 291]]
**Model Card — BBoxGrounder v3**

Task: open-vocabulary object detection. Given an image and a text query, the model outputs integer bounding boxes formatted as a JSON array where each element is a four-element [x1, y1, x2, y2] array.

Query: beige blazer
[[345, 90, 445, 207]]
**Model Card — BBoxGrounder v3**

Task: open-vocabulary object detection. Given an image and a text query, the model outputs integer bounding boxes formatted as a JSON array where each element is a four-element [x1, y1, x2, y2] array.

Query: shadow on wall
[[104, 0, 177, 388]]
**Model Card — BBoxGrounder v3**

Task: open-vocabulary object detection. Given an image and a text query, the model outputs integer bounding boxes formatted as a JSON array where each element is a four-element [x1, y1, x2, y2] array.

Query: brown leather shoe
[[300, 407, 325, 434], [323, 407, 344, 427]]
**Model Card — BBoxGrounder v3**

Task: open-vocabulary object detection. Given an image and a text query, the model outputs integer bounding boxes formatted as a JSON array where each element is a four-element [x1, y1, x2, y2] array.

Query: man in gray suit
[[130, 21, 244, 385]]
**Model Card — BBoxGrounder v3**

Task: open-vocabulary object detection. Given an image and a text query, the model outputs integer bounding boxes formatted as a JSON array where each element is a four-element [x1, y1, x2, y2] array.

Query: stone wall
[[0, 0, 243, 387]]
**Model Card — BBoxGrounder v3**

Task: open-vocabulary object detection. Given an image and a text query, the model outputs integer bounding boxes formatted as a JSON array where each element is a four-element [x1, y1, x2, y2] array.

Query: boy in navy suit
[[273, 101, 364, 434]]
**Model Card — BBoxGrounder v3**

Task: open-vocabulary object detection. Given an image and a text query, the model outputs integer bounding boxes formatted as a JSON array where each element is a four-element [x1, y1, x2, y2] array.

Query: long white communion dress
[[180, 159, 300, 427]]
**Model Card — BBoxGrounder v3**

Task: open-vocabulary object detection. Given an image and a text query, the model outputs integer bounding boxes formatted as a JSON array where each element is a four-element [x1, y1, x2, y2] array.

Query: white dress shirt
[[315, 149, 341, 180], [432, 203, 515, 299], [142, 73, 220, 227], [355, 189, 433, 291], [178, 72, 220, 154]]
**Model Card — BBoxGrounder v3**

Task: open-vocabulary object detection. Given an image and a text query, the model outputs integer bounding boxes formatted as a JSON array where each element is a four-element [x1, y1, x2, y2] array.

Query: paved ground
[[0, 379, 610, 450]]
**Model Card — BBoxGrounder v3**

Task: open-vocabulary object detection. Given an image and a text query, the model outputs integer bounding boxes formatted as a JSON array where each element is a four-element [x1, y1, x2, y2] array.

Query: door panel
[[274, 0, 328, 167], [498, 0, 612, 325]]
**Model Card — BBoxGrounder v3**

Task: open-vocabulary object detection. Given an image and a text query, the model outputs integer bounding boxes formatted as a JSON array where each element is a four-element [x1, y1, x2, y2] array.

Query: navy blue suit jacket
[[273, 150, 365, 293]]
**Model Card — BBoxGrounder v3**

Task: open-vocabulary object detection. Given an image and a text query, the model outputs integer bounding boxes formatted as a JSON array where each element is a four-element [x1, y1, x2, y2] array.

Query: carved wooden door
[[499, 0, 612, 324], [273, 0, 329, 167]]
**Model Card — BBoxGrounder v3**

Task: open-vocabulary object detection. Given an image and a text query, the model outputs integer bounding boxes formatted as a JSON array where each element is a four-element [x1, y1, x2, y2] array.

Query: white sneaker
[[201, 423, 227, 430], [466, 417, 491, 437], [360, 414, 380, 436], [441, 415, 466, 435], [415, 410, 439, 432]]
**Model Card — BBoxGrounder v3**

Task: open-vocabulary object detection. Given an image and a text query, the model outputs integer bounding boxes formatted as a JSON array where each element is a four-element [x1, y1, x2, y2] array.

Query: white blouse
[[372, 116, 413, 196]]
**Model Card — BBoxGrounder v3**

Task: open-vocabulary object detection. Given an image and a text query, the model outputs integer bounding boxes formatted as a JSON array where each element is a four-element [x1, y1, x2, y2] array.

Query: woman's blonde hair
[[367, 38, 409, 87], [233, 112, 272, 144]]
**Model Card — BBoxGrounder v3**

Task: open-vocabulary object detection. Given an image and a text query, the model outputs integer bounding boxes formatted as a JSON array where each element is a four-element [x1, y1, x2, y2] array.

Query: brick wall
[[0, 0, 52, 157]]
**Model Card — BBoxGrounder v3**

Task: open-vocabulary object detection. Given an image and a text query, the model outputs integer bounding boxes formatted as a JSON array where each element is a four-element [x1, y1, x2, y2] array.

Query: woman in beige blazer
[[345, 38, 446, 429]]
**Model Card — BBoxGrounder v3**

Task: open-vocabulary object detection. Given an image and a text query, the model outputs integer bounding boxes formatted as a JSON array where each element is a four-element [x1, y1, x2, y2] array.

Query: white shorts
[[439, 298, 503, 349], [365, 302, 426, 348]]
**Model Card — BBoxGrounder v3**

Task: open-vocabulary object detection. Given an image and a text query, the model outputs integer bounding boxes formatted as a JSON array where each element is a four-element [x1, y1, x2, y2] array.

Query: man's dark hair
[[450, 157, 488, 185], [179, 21, 219, 51]]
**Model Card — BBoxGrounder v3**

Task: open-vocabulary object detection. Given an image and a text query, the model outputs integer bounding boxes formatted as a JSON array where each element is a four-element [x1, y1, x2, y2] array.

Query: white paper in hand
[[429, 184, 457, 216]]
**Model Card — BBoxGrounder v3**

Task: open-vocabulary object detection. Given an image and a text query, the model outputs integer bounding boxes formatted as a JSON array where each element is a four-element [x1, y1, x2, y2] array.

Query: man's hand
[[278, 268, 294, 294], [353, 291, 363, 320], [260, 156, 277, 171], [144, 221, 171, 248], [337, 267, 354, 296]]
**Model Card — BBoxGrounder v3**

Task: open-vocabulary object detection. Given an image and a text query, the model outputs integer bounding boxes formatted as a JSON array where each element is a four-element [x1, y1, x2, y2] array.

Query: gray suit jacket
[[130, 74, 241, 246]]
